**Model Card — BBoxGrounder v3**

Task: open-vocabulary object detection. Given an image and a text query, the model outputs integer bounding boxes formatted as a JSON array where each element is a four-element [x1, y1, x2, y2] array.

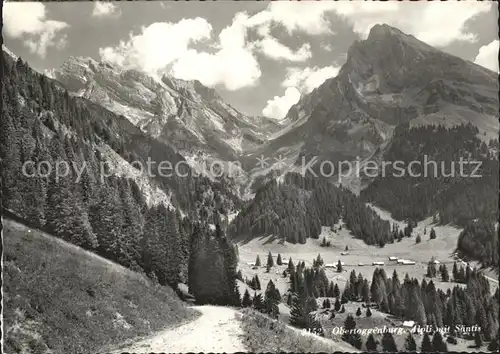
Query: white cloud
[[262, 87, 301, 120], [100, 18, 213, 73], [100, 14, 261, 90], [261, 65, 341, 119], [244, 1, 492, 48], [255, 39, 311, 62], [283, 65, 341, 93], [474, 40, 499, 72], [264, 2, 339, 35], [333, 1, 492, 47], [92, 2, 121, 18], [3, 2, 69, 57]]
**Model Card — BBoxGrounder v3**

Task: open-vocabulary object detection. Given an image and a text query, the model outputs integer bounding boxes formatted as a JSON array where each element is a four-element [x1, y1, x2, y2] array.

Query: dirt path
[[110, 305, 247, 353]]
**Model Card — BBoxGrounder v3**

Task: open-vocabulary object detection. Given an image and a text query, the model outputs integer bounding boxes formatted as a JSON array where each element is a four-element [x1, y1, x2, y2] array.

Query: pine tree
[[341, 288, 349, 304], [430, 228, 436, 239], [366, 307, 372, 317], [421, 333, 432, 352], [254, 275, 261, 290], [415, 234, 421, 244], [474, 331, 482, 348], [404, 332, 417, 352], [431, 331, 447, 352], [334, 298, 341, 311], [340, 305, 346, 313], [242, 289, 252, 307], [289, 282, 320, 331], [342, 315, 362, 349], [487, 336, 498, 351], [381, 332, 397, 352], [440, 264, 450, 282], [277, 253, 282, 265], [264, 280, 280, 319], [337, 260, 343, 273], [252, 292, 265, 312], [267, 251, 274, 268], [255, 255, 261, 267], [427, 260, 437, 278], [366, 333, 378, 352], [333, 283, 340, 298], [356, 307, 362, 316], [288, 258, 295, 274], [452, 262, 459, 281]]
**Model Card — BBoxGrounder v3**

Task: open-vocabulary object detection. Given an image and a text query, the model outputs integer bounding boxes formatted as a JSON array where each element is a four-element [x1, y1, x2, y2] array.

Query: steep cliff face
[[247, 24, 498, 184], [53, 57, 280, 165]]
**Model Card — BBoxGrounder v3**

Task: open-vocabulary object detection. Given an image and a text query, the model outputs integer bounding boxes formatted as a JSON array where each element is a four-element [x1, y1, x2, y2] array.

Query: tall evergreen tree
[[381, 332, 397, 352], [431, 332, 447, 352], [421, 333, 432, 352], [366, 334, 378, 352], [404, 332, 417, 352], [242, 289, 252, 307], [267, 251, 274, 268], [264, 280, 280, 319], [277, 253, 282, 265]]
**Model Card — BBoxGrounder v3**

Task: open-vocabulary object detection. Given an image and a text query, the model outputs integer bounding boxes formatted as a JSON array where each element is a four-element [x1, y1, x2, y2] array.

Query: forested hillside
[[361, 123, 498, 226], [1, 50, 240, 304], [230, 172, 392, 246], [456, 220, 498, 268], [360, 123, 499, 268]]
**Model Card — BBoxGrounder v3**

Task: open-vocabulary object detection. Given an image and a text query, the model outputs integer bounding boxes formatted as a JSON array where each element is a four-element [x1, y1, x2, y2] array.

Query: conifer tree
[[327, 282, 334, 297], [277, 253, 282, 265], [381, 332, 397, 352], [267, 251, 274, 268], [366, 306, 372, 317], [487, 336, 498, 351], [264, 280, 280, 318], [404, 332, 417, 352], [415, 234, 421, 244], [242, 289, 252, 307], [431, 331, 447, 352], [474, 331, 483, 348], [341, 315, 362, 349], [427, 260, 437, 278], [366, 334, 378, 352], [334, 298, 341, 311], [288, 258, 295, 274], [255, 255, 261, 266], [440, 264, 450, 282], [337, 260, 343, 272], [356, 307, 362, 316], [334, 283, 340, 298], [421, 333, 432, 352], [452, 262, 459, 281], [430, 228, 436, 239], [252, 292, 264, 312]]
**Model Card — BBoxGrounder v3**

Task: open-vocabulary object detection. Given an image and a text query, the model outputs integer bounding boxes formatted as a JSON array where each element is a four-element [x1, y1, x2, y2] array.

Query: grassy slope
[[3, 218, 199, 354], [239, 308, 359, 352]]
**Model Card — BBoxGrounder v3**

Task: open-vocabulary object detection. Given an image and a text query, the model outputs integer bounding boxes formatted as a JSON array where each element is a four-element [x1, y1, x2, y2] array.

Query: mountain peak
[[367, 24, 406, 39]]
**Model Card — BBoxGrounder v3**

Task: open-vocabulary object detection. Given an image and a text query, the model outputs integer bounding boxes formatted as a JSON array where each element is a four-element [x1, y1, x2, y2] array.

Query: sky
[[3, 1, 499, 120]]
